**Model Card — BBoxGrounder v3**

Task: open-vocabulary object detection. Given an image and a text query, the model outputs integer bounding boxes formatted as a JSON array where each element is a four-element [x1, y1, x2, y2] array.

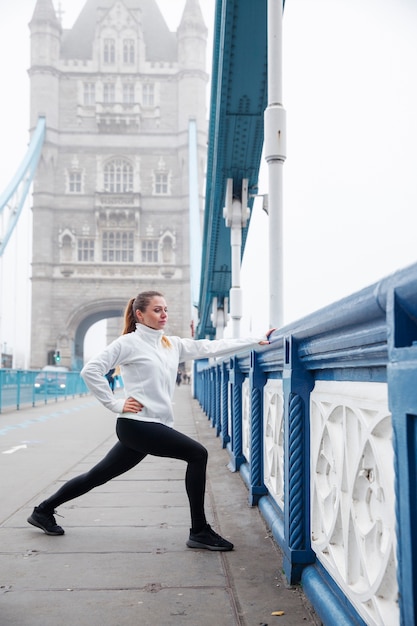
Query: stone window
[[102, 231, 134, 262], [123, 83, 135, 104], [143, 83, 154, 107], [123, 39, 135, 64], [103, 38, 116, 64], [154, 172, 169, 195], [77, 239, 95, 262], [69, 171, 82, 193], [103, 83, 116, 103], [83, 82, 95, 106], [141, 239, 159, 263], [104, 159, 133, 193]]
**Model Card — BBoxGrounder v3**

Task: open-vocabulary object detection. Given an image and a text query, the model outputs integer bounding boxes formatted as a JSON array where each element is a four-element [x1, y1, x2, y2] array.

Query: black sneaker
[[27, 506, 65, 536], [186, 524, 233, 551]]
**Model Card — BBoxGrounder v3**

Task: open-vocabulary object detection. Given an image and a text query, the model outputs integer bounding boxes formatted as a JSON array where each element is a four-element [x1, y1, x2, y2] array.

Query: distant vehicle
[[34, 366, 69, 394]]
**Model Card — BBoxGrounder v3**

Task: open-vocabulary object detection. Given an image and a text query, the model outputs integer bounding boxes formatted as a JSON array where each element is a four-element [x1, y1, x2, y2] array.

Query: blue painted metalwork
[[248, 350, 268, 505], [0, 368, 88, 413], [214, 364, 222, 435], [0, 117, 45, 256], [302, 562, 367, 626], [386, 283, 417, 626], [194, 261, 417, 625], [197, 0, 269, 338], [228, 355, 245, 471], [220, 361, 230, 447], [282, 336, 315, 582]]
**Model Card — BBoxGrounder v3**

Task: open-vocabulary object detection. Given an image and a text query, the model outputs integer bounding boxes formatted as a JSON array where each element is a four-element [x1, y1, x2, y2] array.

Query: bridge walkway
[[0, 385, 319, 626]]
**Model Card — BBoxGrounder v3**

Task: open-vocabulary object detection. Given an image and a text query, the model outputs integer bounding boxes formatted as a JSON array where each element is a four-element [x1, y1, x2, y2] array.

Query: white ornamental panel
[[263, 379, 284, 510], [242, 378, 250, 462], [310, 381, 398, 626]]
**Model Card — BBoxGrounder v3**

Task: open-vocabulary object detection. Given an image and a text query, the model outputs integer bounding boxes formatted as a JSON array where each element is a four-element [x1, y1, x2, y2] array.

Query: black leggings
[[41, 418, 208, 532]]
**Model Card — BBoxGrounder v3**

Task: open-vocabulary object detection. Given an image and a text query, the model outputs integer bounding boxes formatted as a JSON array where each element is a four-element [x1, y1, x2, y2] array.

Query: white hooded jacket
[[81, 323, 262, 427]]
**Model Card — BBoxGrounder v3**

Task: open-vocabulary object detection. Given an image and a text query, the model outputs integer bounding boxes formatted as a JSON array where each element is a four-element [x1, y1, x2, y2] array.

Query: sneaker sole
[[27, 516, 65, 536], [186, 539, 233, 551]]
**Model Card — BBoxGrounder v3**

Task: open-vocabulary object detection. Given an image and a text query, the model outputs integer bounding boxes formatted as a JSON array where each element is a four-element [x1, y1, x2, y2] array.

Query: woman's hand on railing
[[258, 328, 277, 345]]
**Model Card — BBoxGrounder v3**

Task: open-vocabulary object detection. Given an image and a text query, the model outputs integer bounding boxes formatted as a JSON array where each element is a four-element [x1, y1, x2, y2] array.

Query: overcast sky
[[242, 0, 417, 334], [1, 0, 416, 362]]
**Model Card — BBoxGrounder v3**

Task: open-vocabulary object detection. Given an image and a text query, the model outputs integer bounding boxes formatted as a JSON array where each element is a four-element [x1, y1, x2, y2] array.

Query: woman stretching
[[28, 290, 273, 551]]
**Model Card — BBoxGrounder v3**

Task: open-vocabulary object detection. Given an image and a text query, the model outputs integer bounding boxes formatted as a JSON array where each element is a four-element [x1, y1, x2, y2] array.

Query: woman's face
[[136, 296, 168, 330]]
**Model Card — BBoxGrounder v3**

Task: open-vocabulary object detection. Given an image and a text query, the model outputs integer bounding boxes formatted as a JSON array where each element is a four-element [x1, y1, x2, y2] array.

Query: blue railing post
[[282, 335, 315, 584], [214, 364, 222, 435], [209, 365, 217, 427], [248, 350, 268, 505], [210, 365, 219, 428], [208, 367, 215, 422], [0, 369, 3, 413], [227, 355, 245, 471], [16, 370, 22, 410], [202, 369, 208, 415], [220, 361, 230, 448], [193, 360, 203, 405], [387, 289, 417, 626]]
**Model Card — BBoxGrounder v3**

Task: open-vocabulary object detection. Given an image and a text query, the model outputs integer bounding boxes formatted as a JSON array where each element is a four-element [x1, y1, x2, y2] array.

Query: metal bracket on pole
[[210, 296, 229, 339], [222, 178, 249, 337], [223, 178, 250, 228]]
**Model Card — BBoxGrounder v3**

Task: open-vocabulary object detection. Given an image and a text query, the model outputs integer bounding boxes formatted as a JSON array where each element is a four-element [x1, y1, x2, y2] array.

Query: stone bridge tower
[[29, 0, 208, 369]]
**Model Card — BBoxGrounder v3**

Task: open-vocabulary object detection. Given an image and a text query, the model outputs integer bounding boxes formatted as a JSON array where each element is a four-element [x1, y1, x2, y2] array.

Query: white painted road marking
[[2, 444, 28, 454]]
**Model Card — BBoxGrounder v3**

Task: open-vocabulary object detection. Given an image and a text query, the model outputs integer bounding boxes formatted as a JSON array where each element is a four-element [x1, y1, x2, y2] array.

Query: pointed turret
[[177, 0, 208, 132], [28, 0, 61, 174], [30, 0, 61, 27], [29, 0, 61, 71], [177, 0, 207, 70], [179, 0, 206, 31]]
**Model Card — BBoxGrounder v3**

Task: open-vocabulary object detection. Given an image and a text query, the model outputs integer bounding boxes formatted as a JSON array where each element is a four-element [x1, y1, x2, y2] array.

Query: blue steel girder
[[197, 0, 268, 338]]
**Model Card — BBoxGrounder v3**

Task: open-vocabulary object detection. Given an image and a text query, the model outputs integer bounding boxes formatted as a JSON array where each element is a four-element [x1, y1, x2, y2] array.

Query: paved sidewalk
[[1, 386, 319, 626]]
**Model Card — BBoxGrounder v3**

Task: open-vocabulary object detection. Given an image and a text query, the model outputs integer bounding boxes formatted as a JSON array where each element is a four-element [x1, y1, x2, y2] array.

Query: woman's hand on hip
[[122, 397, 143, 413]]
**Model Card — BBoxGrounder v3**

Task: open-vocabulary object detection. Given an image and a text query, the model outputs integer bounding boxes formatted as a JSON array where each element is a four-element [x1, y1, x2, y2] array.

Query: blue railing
[[194, 261, 417, 626], [0, 369, 89, 412]]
